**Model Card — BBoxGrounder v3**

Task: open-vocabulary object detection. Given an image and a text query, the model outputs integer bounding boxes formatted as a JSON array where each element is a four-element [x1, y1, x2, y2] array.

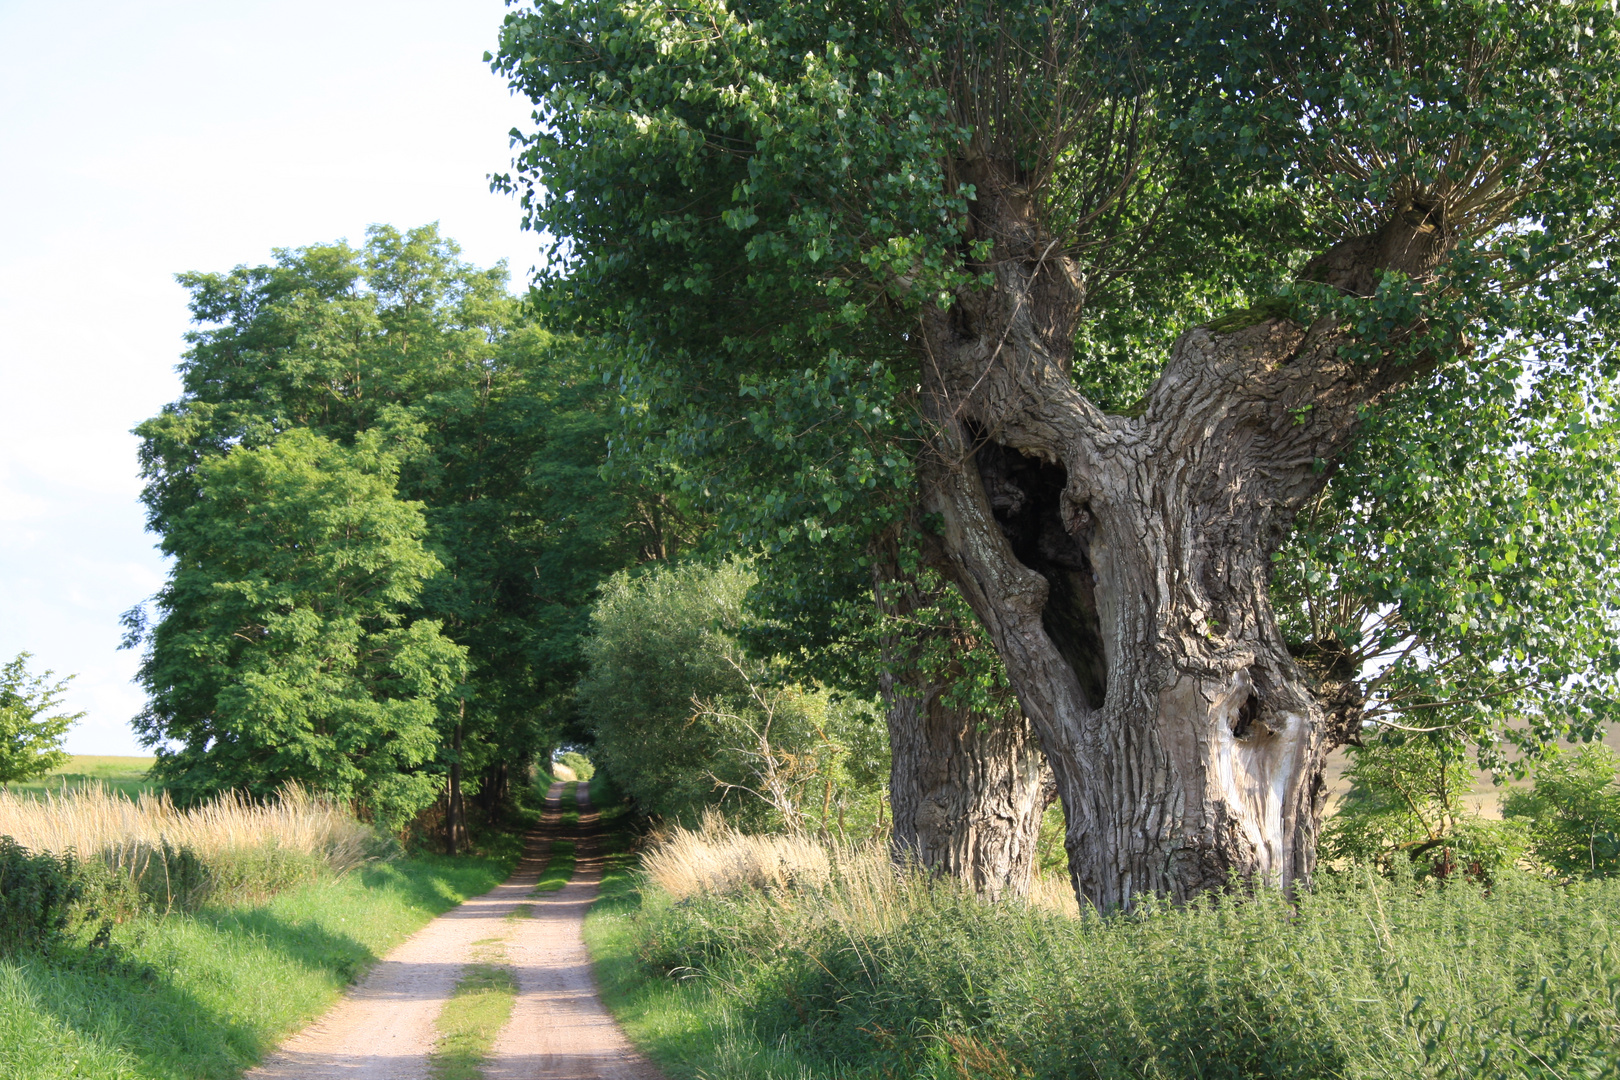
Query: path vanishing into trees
[[247, 782, 662, 1080]]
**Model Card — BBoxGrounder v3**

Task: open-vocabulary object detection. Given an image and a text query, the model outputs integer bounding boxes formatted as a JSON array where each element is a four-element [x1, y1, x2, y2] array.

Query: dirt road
[[247, 782, 662, 1080]]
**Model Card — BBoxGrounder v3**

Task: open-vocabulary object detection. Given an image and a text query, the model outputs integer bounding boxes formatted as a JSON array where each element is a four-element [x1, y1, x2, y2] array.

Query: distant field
[[9, 755, 159, 798], [1323, 724, 1620, 819]]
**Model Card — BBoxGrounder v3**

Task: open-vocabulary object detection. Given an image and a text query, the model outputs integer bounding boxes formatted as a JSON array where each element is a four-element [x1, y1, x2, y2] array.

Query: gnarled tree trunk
[[874, 550, 1054, 899], [918, 159, 1449, 909]]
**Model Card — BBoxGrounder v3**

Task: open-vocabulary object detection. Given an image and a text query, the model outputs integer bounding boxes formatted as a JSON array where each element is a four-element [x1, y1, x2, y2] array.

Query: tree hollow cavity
[[973, 436, 1107, 708]]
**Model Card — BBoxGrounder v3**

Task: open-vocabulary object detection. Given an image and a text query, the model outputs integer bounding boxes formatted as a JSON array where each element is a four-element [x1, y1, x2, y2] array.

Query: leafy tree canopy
[[131, 426, 465, 820], [132, 224, 679, 813], [493, 0, 1620, 757]]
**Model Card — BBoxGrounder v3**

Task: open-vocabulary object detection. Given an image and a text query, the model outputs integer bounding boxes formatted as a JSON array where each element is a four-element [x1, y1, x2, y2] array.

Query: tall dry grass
[[0, 783, 374, 908], [642, 811, 1079, 918]]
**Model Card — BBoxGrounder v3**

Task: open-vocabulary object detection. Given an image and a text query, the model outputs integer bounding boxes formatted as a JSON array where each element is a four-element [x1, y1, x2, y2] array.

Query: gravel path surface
[[245, 781, 662, 1080], [485, 784, 662, 1080]]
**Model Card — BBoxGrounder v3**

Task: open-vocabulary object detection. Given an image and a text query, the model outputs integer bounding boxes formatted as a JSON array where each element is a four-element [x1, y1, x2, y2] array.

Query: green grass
[[528, 782, 583, 895], [428, 949, 520, 1080], [0, 852, 513, 1079], [10, 756, 160, 800], [587, 822, 1620, 1080], [581, 789, 820, 1080], [532, 840, 577, 894]]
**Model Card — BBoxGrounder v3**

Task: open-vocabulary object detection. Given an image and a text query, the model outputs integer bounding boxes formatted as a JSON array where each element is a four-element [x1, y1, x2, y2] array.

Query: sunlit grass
[[428, 939, 519, 1080], [9, 756, 159, 800], [0, 853, 513, 1080], [530, 787, 582, 895], [590, 817, 1620, 1080]]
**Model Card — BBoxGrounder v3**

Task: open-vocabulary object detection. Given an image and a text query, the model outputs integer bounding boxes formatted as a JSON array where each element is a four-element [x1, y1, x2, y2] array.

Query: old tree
[[495, 0, 1620, 905]]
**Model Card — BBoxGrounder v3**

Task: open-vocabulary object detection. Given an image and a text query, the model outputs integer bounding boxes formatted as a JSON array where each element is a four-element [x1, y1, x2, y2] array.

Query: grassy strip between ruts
[[0, 852, 514, 1080], [532, 783, 582, 895], [428, 941, 520, 1080]]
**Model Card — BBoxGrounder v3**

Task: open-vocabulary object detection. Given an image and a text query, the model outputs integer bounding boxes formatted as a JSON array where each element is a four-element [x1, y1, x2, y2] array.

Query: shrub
[[1503, 744, 1620, 879], [0, 838, 126, 954], [579, 559, 886, 830], [1323, 731, 1527, 880]]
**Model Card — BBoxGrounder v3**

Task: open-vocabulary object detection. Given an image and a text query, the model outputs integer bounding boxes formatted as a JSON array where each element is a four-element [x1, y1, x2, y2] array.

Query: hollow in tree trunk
[[918, 159, 1452, 909]]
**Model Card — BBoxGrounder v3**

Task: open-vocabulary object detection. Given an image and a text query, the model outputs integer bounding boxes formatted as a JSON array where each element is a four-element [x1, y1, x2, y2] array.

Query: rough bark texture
[[918, 158, 1451, 909], [874, 552, 1055, 899], [446, 715, 467, 856]]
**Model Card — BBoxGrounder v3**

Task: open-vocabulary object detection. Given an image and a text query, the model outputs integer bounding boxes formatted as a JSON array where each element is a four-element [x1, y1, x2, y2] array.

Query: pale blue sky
[[0, 0, 539, 754]]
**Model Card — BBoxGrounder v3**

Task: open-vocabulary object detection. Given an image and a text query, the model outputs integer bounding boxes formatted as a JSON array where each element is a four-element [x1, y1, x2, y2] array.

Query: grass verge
[[580, 784, 820, 1079], [588, 815, 1620, 1080], [0, 852, 513, 1080]]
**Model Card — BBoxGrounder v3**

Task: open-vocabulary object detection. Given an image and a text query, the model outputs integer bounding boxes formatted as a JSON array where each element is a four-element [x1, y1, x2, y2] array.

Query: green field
[[9, 756, 160, 800]]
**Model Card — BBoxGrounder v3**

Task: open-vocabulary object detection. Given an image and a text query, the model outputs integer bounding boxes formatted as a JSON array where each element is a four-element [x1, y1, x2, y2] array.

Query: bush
[[1503, 744, 1620, 879], [1323, 732, 1527, 880], [579, 559, 886, 830], [0, 838, 125, 954]]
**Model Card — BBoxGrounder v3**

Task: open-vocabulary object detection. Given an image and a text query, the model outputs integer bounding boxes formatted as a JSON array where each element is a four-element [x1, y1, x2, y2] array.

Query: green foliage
[[1323, 734, 1528, 880], [495, 0, 1620, 779], [579, 559, 886, 828], [0, 839, 122, 956], [611, 860, 1620, 1080], [132, 224, 676, 822], [1505, 744, 1620, 879], [578, 560, 754, 820], [0, 655, 81, 789], [1275, 364, 1620, 760], [132, 426, 465, 821], [554, 751, 595, 781]]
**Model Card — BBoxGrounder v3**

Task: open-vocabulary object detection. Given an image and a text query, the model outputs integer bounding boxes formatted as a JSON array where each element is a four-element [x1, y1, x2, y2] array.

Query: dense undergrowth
[[588, 823, 1620, 1080]]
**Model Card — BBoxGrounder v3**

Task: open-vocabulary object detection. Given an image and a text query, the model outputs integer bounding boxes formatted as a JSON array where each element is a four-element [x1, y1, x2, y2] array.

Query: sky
[[0, 0, 540, 755]]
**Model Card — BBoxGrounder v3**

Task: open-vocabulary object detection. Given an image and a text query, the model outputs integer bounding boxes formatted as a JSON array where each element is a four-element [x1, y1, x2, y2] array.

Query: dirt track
[[246, 782, 663, 1080]]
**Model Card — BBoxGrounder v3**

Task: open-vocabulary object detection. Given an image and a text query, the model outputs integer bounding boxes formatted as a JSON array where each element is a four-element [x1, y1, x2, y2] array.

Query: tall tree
[[132, 225, 678, 830], [871, 555, 1053, 898], [130, 428, 466, 825], [751, 545, 1054, 896], [495, 0, 1620, 906]]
